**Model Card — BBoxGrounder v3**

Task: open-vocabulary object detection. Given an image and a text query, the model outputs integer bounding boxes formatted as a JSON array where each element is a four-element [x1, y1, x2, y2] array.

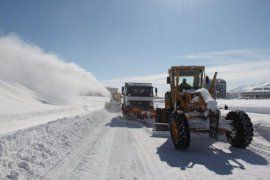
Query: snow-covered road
[[1, 109, 269, 179], [41, 112, 171, 180]]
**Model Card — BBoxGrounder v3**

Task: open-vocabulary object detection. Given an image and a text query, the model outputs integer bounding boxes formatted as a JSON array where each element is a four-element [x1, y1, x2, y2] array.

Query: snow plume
[[0, 35, 109, 104]]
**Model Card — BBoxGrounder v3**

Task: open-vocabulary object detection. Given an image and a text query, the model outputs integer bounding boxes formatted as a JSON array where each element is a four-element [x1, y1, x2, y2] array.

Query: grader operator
[[155, 66, 253, 150]]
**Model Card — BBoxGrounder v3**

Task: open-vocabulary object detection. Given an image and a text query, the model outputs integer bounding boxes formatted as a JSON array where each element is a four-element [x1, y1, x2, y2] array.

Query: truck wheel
[[225, 111, 253, 148], [169, 113, 190, 150]]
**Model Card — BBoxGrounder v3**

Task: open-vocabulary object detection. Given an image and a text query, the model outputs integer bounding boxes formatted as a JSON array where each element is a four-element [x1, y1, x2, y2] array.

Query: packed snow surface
[[1, 95, 270, 179]]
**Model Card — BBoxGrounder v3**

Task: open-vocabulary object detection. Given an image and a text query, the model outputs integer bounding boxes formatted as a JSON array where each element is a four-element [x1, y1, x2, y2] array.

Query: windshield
[[179, 76, 194, 87], [127, 86, 153, 97], [175, 70, 204, 90]]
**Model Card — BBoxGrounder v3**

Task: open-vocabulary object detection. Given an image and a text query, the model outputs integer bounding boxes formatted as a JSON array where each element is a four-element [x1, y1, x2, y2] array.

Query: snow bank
[[0, 35, 109, 104], [0, 80, 108, 135], [0, 110, 114, 179], [0, 80, 52, 113], [0, 69, 109, 136]]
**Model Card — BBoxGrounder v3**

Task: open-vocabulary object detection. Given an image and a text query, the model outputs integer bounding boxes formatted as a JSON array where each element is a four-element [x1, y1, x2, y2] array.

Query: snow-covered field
[[0, 79, 269, 179], [218, 99, 270, 115], [1, 86, 270, 179]]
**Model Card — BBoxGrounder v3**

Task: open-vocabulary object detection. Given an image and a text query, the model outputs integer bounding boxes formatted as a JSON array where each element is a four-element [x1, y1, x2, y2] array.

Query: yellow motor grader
[[155, 66, 253, 150]]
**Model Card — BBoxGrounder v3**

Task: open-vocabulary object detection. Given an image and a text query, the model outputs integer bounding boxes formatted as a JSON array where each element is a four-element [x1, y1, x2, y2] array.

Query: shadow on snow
[[105, 116, 268, 175], [105, 117, 152, 129], [106, 117, 152, 128], [156, 134, 268, 175]]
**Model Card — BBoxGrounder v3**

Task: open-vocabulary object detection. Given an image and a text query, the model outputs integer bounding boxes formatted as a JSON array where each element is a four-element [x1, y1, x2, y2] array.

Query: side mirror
[[167, 77, 171, 84], [121, 86, 124, 94], [206, 76, 210, 84]]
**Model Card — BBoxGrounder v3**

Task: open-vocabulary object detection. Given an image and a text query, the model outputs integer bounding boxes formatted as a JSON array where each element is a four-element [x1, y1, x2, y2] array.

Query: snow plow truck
[[155, 66, 254, 150], [121, 82, 157, 119]]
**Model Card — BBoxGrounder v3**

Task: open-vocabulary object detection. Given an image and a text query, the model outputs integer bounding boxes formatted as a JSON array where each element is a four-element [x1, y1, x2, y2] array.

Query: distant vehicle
[[105, 87, 121, 112], [121, 82, 157, 119]]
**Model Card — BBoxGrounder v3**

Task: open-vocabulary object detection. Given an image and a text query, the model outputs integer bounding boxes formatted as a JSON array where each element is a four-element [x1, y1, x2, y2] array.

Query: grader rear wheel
[[169, 113, 190, 150]]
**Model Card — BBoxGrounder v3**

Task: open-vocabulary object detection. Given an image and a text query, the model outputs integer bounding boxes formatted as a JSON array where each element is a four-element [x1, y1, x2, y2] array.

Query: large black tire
[[225, 110, 254, 148], [169, 113, 190, 150], [156, 108, 163, 123]]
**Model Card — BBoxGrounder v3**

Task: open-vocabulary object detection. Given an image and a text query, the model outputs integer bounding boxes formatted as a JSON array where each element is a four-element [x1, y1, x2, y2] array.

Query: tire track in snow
[[38, 113, 270, 180], [71, 119, 116, 180], [41, 111, 116, 179], [248, 134, 270, 161], [103, 118, 185, 180], [104, 120, 147, 180], [76, 118, 170, 180], [133, 125, 193, 180]]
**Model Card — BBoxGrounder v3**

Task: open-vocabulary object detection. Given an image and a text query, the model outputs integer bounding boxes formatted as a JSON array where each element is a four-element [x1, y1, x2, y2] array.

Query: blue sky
[[0, 0, 270, 90]]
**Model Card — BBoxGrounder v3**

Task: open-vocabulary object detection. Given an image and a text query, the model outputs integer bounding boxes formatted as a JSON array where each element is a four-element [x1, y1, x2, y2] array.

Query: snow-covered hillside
[[229, 82, 270, 92], [0, 35, 110, 136]]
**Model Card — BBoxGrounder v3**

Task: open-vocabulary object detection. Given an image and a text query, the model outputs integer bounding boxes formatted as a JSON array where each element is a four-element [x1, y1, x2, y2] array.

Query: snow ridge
[[229, 82, 270, 92], [0, 110, 114, 180]]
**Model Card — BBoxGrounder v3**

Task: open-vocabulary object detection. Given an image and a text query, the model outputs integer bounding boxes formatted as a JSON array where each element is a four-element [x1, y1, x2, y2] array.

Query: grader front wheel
[[225, 110, 254, 148], [169, 113, 190, 150]]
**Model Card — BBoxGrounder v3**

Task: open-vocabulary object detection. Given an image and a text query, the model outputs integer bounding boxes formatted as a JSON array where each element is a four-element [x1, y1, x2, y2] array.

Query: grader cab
[[155, 66, 253, 150]]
